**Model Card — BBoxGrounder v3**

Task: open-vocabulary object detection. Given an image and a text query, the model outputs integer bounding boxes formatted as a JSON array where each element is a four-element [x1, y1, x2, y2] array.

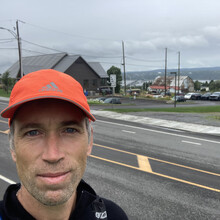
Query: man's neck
[[17, 186, 77, 220]]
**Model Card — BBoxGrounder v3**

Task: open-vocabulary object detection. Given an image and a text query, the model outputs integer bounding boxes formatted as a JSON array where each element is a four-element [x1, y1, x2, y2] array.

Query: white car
[[184, 93, 194, 100]]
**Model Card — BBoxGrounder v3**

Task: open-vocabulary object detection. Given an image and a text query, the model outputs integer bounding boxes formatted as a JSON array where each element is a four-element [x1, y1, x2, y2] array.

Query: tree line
[[0, 71, 16, 94], [194, 80, 220, 92]]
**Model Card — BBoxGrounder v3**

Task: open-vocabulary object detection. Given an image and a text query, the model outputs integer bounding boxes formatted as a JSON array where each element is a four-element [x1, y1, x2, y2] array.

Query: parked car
[[160, 92, 171, 97], [104, 97, 121, 104], [209, 92, 220, 101], [201, 92, 211, 100], [190, 93, 202, 100], [172, 96, 186, 102], [98, 87, 112, 95], [184, 93, 194, 100], [95, 97, 107, 102]]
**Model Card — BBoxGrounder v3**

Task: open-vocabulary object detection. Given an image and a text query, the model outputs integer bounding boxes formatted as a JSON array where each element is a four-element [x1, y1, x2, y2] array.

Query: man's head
[[0, 69, 95, 206], [1, 69, 96, 125]]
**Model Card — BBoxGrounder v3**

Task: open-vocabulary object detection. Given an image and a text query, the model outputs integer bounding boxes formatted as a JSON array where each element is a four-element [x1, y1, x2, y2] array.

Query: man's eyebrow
[[18, 120, 84, 132], [19, 123, 44, 131], [60, 120, 83, 127]]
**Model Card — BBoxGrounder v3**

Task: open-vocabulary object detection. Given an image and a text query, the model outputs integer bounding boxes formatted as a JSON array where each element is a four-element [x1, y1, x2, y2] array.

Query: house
[[149, 76, 194, 94], [6, 52, 109, 94]]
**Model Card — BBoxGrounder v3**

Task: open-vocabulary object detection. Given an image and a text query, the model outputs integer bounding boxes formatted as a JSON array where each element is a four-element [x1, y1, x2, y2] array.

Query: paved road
[[0, 97, 220, 219], [87, 118, 220, 219]]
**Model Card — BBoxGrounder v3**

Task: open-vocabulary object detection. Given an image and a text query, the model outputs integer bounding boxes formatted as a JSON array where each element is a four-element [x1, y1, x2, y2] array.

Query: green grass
[[0, 88, 11, 97], [104, 105, 220, 113]]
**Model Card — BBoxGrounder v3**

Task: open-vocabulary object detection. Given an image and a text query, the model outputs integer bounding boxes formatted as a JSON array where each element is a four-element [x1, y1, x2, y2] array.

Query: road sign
[[110, 74, 116, 87]]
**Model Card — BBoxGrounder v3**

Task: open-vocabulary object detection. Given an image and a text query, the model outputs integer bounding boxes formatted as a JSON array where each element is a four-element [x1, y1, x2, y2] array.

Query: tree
[[143, 81, 152, 91], [1, 71, 14, 94], [107, 66, 122, 93], [194, 80, 201, 91], [209, 80, 220, 91]]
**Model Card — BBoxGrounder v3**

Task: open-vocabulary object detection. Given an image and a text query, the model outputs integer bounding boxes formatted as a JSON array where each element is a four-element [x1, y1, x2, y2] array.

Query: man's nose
[[42, 133, 64, 163]]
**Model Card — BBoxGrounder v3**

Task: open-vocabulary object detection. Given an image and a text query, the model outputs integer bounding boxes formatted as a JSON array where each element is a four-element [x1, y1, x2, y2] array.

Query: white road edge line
[[182, 140, 202, 146], [122, 130, 136, 134], [155, 126, 185, 133], [0, 174, 16, 184], [96, 119, 220, 144], [0, 102, 8, 105]]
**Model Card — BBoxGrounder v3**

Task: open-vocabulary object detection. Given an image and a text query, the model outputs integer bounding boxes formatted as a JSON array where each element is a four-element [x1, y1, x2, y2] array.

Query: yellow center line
[[93, 143, 220, 177], [137, 155, 152, 173], [0, 129, 9, 134], [89, 154, 220, 193]]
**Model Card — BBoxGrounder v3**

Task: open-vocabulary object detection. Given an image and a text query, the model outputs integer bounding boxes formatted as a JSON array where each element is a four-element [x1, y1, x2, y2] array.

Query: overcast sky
[[1, 0, 220, 73]]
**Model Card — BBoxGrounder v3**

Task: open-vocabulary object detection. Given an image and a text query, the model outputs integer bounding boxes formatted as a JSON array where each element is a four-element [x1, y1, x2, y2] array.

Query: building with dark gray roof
[[5, 53, 109, 93]]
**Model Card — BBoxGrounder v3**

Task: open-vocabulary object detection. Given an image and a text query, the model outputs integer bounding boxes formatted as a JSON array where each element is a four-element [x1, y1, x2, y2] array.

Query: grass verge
[[104, 105, 220, 113], [0, 89, 11, 97]]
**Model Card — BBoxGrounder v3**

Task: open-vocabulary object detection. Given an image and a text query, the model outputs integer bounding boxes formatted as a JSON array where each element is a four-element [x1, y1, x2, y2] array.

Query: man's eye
[[65, 128, 76, 133], [26, 130, 39, 136]]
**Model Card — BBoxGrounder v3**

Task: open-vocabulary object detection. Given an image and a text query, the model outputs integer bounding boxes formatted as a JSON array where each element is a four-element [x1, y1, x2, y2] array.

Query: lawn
[[104, 105, 220, 114], [0, 88, 11, 97]]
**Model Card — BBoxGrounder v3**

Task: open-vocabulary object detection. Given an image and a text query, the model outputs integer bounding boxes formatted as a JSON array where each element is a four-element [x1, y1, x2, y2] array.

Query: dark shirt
[[0, 180, 128, 220]]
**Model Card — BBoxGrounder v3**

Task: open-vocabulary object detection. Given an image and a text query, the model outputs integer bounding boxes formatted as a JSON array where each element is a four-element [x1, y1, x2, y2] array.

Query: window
[[92, 79, 97, 87], [83, 79, 89, 89], [101, 78, 107, 86]]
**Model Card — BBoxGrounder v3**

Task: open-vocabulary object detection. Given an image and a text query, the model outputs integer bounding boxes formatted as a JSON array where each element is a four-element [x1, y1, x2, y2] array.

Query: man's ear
[[87, 126, 93, 156], [10, 149, 17, 162]]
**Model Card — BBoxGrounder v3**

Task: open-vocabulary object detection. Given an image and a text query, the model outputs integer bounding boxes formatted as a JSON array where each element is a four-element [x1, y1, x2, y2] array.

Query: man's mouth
[[37, 171, 70, 184]]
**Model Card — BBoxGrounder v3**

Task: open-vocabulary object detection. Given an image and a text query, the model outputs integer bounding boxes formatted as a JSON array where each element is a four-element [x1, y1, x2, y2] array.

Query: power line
[[0, 39, 15, 44], [126, 56, 164, 62], [0, 47, 47, 54], [24, 21, 119, 42], [22, 39, 64, 53]]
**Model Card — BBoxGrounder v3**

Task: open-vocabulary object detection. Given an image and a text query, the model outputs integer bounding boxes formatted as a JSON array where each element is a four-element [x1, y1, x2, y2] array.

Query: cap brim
[[1, 96, 96, 122]]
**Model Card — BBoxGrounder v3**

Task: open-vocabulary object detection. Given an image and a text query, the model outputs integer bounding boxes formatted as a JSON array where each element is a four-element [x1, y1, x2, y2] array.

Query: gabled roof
[[6, 53, 108, 79], [153, 75, 191, 87], [7, 53, 67, 78], [87, 62, 108, 78], [53, 55, 80, 72]]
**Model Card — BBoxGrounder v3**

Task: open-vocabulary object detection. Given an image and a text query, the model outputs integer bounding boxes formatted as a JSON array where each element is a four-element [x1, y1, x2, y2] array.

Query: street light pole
[[122, 41, 126, 96], [16, 20, 23, 79], [170, 72, 177, 108], [0, 20, 23, 79]]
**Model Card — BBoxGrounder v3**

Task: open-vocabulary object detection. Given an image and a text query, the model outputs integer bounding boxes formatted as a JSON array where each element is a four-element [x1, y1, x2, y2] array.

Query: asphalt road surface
[[0, 100, 220, 219]]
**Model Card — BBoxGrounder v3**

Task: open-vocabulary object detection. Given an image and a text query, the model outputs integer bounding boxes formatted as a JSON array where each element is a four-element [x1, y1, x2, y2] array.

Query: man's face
[[11, 99, 93, 206]]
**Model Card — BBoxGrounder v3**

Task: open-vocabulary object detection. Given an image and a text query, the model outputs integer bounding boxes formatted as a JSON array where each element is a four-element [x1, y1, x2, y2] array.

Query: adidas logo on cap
[[39, 82, 62, 93]]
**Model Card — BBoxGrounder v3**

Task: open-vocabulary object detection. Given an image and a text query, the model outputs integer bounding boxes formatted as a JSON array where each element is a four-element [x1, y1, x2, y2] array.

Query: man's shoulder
[[101, 197, 128, 220], [78, 180, 128, 219]]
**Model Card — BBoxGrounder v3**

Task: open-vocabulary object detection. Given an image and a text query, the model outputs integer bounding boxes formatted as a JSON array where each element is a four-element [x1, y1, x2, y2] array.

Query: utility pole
[[16, 20, 23, 79], [122, 41, 126, 95], [0, 20, 24, 79], [178, 51, 180, 94], [170, 72, 177, 108], [164, 48, 167, 96]]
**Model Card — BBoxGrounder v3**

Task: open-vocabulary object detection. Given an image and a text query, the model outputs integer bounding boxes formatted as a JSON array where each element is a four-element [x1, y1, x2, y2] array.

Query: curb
[[91, 110, 220, 135]]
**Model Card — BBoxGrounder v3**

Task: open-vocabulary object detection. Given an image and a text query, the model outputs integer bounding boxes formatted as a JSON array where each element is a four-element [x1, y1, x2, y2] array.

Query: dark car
[[190, 93, 201, 100], [98, 87, 112, 95], [201, 92, 211, 100], [172, 96, 186, 102], [160, 92, 171, 97], [209, 92, 220, 101], [96, 97, 107, 102], [104, 97, 121, 104]]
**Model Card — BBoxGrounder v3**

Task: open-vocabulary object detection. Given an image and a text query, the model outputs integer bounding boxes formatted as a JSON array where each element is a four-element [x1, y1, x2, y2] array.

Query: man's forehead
[[13, 99, 87, 124]]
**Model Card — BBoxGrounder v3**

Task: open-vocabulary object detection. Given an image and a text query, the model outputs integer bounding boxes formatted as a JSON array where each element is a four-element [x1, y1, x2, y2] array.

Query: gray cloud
[[1, 0, 220, 72]]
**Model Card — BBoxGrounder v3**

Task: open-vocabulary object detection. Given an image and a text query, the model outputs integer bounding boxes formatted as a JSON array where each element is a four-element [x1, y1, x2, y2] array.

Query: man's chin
[[34, 189, 73, 206]]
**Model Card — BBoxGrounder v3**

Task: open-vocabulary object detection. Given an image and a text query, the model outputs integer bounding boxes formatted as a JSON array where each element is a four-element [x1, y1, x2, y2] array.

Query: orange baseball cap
[[1, 69, 96, 124]]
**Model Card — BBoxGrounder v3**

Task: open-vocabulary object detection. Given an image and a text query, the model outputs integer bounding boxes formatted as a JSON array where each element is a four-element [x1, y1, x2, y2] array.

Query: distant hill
[[126, 67, 220, 82]]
